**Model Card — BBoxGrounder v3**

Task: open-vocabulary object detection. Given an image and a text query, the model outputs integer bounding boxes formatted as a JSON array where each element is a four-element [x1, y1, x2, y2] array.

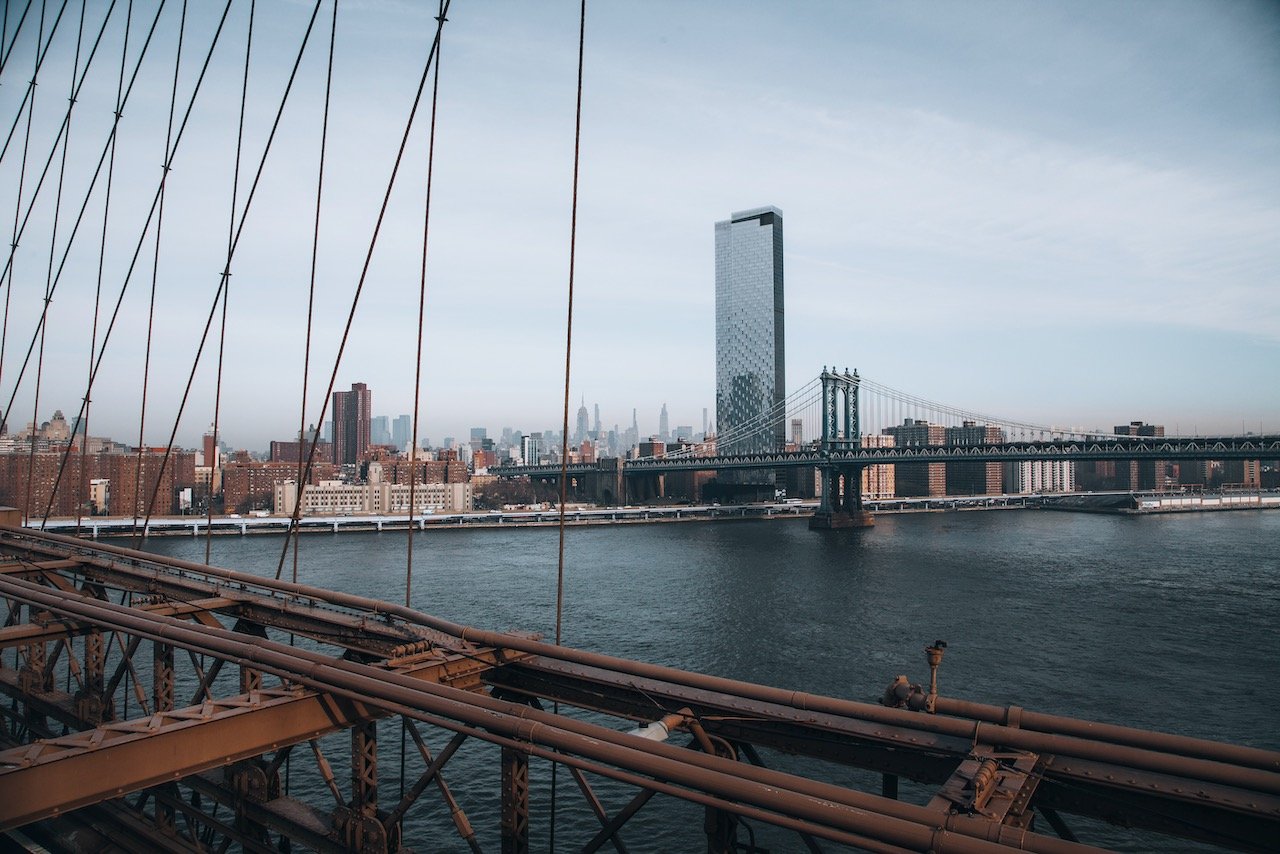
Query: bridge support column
[[809, 465, 874, 530], [500, 746, 529, 854]]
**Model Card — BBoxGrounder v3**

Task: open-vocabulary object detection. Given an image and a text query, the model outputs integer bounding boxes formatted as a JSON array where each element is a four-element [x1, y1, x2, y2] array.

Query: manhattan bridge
[[0, 3, 1276, 853]]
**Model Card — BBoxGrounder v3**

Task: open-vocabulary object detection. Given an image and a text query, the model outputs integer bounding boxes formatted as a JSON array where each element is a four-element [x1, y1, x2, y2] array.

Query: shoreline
[[28, 490, 1279, 538]]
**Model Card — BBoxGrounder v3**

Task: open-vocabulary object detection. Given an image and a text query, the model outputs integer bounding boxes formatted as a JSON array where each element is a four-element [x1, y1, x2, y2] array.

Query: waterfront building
[[521, 433, 542, 466], [0, 449, 196, 518], [882, 419, 946, 497], [860, 434, 896, 499], [1115, 421, 1166, 490], [274, 478, 472, 517], [222, 461, 341, 515], [332, 383, 372, 465], [1004, 459, 1076, 494], [946, 421, 1004, 495], [715, 206, 785, 456]]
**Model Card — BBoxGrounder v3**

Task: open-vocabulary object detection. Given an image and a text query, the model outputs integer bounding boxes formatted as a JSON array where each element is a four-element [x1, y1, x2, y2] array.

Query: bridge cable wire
[[132, 0, 188, 544], [0, 2, 35, 79], [406, 0, 445, 609], [34, 0, 235, 529], [0, 0, 66, 167], [137, 0, 326, 542], [550, 3, 587, 848], [0, 0, 166, 440], [27, 0, 85, 528], [0, 0, 117, 322], [2, 0, 50, 460], [30, 0, 86, 527], [290, 0, 338, 589], [200, 0, 254, 560], [403, 0, 446, 804], [74, 0, 135, 537], [272, 0, 451, 580]]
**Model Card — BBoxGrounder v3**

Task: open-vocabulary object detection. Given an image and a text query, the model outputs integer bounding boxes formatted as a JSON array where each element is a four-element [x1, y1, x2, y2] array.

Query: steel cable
[[272, 0, 451, 579]]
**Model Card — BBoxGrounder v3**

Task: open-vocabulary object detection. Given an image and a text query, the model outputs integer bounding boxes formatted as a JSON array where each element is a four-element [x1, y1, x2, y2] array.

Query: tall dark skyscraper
[[715, 206, 785, 455], [331, 382, 371, 464]]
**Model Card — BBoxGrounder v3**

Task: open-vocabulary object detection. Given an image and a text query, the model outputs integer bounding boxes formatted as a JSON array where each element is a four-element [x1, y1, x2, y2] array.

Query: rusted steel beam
[[0, 576, 1103, 854], [500, 746, 530, 854], [931, 696, 1279, 773], [0, 597, 236, 648], [0, 687, 374, 828], [0, 641, 520, 830]]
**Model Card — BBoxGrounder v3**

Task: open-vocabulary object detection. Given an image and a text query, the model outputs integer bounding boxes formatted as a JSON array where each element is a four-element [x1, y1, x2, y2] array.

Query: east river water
[[128, 509, 1280, 852]]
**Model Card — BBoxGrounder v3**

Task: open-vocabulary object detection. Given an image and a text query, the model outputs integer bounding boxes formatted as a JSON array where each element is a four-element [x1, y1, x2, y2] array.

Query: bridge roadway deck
[[0, 526, 1276, 852], [494, 434, 1280, 478]]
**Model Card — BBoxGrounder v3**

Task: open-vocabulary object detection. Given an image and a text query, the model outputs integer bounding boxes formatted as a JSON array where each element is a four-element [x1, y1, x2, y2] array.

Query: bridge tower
[[810, 368, 875, 529]]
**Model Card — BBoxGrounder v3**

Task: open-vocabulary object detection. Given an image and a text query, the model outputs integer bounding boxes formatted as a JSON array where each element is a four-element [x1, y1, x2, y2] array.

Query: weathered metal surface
[[0, 527, 1277, 852]]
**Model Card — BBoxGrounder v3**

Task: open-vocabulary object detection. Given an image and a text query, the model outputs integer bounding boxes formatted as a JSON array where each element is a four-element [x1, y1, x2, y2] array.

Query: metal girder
[[0, 597, 236, 648], [487, 657, 1280, 849], [485, 656, 968, 782], [0, 644, 523, 829]]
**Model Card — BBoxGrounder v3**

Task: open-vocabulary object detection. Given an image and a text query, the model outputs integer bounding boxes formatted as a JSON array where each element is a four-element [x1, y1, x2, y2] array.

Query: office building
[[883, 419, 946, 497], [332, 383, 372, 465], [1115, 421, 1166, 490], [945, 421, 1004, 495], [576, 400, 590, 444], [371, 416, 391, 447], [392, 415, 412, 452], [715, 206, 785, 455], [1005, 460, 1076, 494], [860, 434, 896, 499]]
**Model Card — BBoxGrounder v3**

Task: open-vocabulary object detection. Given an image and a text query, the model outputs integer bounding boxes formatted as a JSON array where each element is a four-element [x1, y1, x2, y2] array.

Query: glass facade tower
[[715, 206, 785, 456]]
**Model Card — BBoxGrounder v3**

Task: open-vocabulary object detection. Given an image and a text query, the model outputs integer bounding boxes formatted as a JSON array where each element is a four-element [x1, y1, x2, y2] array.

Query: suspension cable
[[199, 0, 253, 559], [26, 0, 85, 525], [35, 0, 226, 529], [0, 0, 67, 166], [73, 0, 134, 537], [0, 0, 158, 439], [138, 0, 325, 539], [0, 2, 35, 79], [290, 0, 338, 587], [273, 0, 450, 580], [14, 0, 48, 523], [550, 3, 587, 849], [130, 0, 186, 542], [406, 0, 445, 607]]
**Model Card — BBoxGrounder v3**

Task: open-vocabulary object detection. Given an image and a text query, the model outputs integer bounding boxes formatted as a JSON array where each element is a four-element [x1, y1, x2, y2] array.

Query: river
[[129, 508, 1280, 852]]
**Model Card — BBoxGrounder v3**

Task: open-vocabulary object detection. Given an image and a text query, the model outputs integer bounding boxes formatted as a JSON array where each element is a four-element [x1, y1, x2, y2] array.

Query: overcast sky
[[0, 0, 1277, 451]]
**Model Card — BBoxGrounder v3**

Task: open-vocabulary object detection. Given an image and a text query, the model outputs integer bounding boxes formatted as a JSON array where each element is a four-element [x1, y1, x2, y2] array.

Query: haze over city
[[1, 1, 1277, 452]]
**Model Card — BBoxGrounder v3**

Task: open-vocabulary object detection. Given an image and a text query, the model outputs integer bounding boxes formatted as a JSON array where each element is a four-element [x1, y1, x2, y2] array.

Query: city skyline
[[0, 3, 1276, 451]]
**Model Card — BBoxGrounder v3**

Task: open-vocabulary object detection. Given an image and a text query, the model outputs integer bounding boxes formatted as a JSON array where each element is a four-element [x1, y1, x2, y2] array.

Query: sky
[[0, 0, 1277, 451]]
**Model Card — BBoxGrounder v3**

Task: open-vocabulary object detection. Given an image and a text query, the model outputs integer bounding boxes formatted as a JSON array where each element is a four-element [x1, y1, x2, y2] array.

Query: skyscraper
[[392, 414, 412, 451], [576, 398, 590, 444], [715, 206, 785, 455], [658, 403, 669, 442], [331, 382, 372, 464]]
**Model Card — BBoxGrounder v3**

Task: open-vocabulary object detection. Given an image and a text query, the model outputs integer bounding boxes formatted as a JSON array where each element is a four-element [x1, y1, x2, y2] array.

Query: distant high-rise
[[371, 415, 391, 447], [715, 206, 785, 455], [332, 382, 372, 464], [658, 403, 670, 442], [592, 404, 601, 438], [576, 399, 590, 443], [392, 414, 412, 451]]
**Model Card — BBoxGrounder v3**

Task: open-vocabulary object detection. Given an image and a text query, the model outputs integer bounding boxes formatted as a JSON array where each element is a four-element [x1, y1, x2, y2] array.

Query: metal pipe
[[0, 574, 1103, 854], [6, 528, 1279, 791]]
